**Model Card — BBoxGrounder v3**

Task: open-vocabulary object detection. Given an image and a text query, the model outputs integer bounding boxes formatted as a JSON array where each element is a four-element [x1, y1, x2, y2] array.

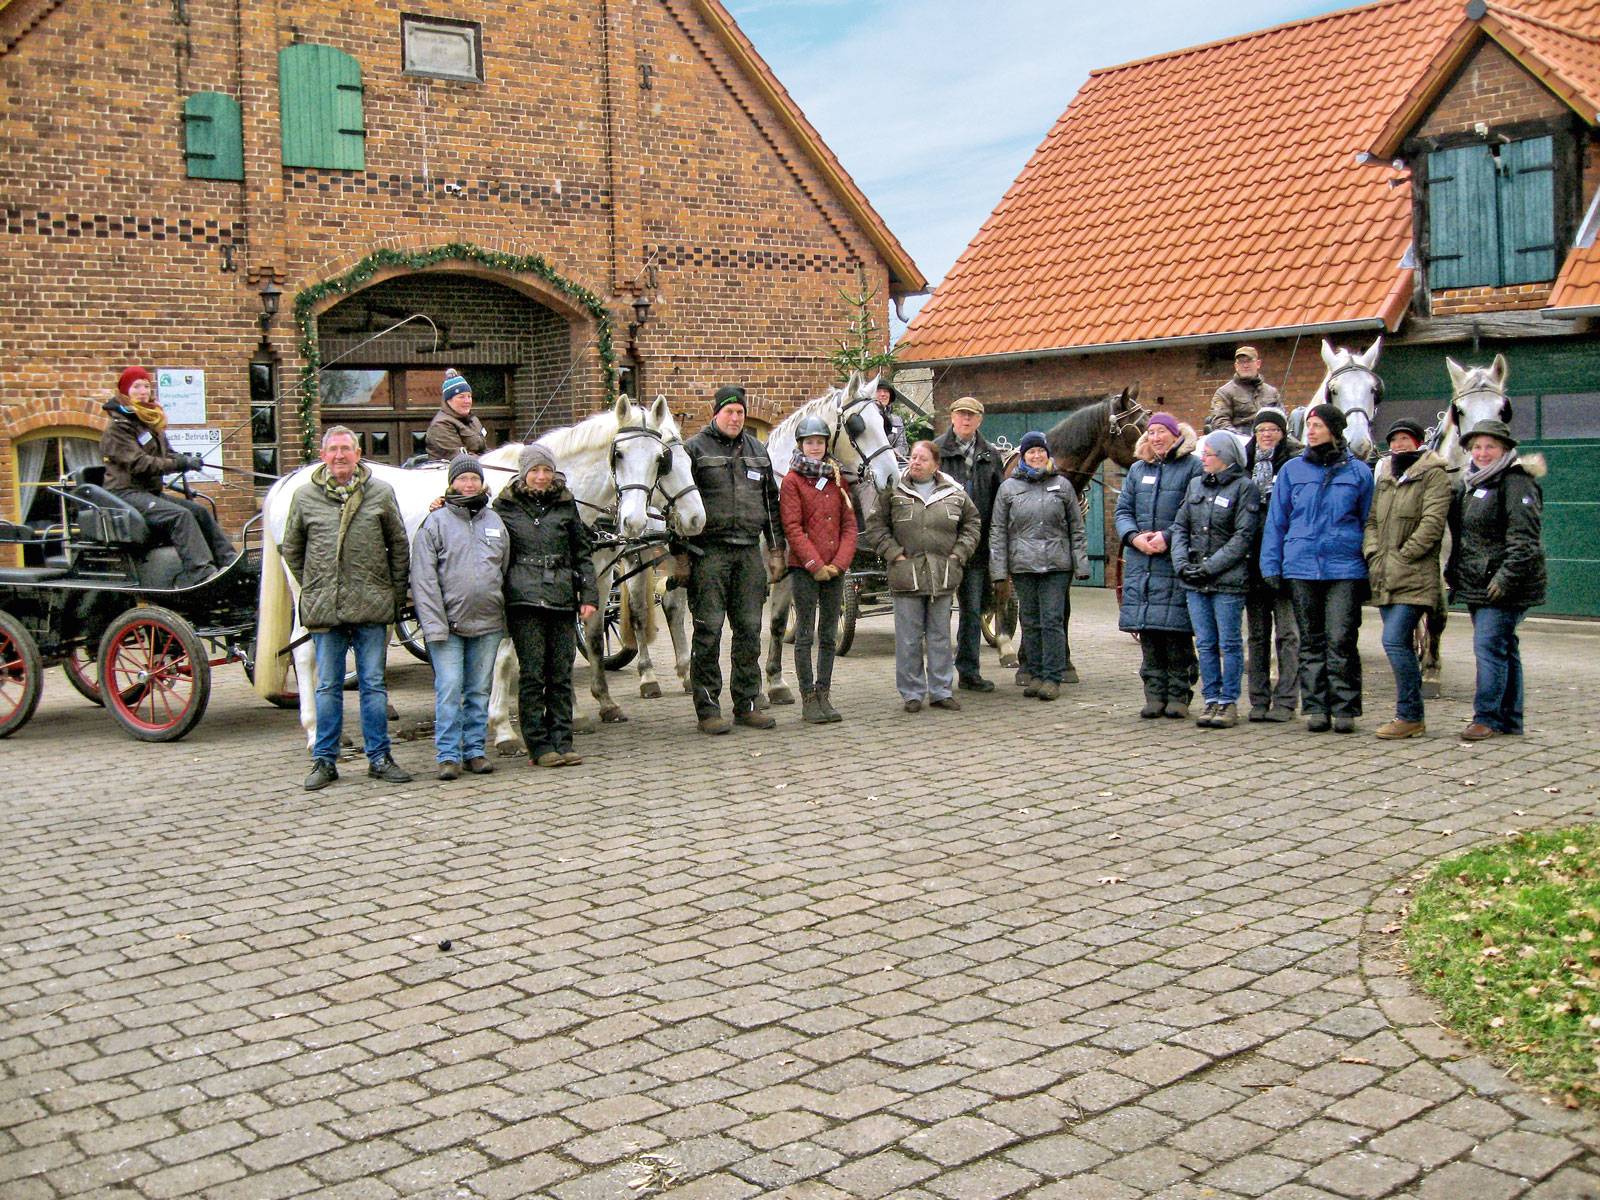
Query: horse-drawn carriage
[[0, 467, 262, 741]]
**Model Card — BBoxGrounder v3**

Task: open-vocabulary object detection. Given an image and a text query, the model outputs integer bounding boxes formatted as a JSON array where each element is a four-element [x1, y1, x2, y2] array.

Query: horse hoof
[[600, 706, 628, 723], [640, 681, 662, 699], [494, 739, 523, 758], [386, 703, 400, 721], [1421, 683, 1441, 700], [999, 653, 1020, 669], [767, 686, 795, 706]]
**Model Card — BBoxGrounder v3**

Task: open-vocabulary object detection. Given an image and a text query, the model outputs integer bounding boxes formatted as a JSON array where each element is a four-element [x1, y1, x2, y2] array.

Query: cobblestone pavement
[[4, 588, 1599, 1200]]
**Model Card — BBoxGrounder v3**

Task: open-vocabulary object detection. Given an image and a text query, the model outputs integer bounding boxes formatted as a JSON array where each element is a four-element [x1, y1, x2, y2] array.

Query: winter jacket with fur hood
[[1361, 449, 1451, 608], [1116, 422, 1203, 632], [865, 471, 981, 596], [1446, 455, 1546, 610]]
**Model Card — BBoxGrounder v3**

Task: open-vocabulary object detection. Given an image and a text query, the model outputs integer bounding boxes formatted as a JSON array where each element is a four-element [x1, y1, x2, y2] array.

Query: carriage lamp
[[257, 280, 283, 351], [628, 294, 652, 342]]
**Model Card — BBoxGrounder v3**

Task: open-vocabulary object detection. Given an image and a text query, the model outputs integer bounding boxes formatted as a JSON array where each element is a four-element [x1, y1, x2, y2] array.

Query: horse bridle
[[1451, 384, 1513, 429], [832, 393, 898, 478], [1322, 364, 1383, 423], [650, 435, 700, 525], [609, 424, 676, 503], [1108, 394, 1151, 438]]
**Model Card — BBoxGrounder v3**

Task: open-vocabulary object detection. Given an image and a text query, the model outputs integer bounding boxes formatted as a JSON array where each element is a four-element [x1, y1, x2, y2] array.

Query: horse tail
[[253, 529, 294, 702]]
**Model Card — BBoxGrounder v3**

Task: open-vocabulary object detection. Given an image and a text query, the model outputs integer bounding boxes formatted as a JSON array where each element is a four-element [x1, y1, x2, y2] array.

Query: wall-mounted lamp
[[257, 280, 283, 352], [628, 293, 652, 345]]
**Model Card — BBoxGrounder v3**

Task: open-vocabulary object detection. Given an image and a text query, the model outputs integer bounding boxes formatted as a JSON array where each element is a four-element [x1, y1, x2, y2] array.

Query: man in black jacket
[[684, 385, 784, 734], [933, 396, 1003, 691]]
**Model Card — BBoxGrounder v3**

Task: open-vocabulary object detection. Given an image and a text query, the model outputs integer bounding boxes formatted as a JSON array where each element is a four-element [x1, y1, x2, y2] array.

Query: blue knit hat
[[442, 369, 472, 403], [1019, 431, 1049, 455]]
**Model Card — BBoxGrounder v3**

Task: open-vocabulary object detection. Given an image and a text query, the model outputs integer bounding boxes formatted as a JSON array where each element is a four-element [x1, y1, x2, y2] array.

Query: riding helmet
[[796, 416, 830, 441]]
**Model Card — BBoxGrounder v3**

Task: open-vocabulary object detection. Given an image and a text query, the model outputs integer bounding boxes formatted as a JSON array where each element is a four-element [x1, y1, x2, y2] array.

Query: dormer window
[[1423, 134, 1558, 289]]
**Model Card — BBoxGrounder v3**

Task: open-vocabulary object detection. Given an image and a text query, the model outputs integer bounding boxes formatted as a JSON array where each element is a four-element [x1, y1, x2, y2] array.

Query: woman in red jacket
[[780, 416, 858, 724]]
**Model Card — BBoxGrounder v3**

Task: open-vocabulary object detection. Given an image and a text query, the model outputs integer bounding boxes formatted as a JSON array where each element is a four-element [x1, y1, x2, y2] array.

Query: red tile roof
[[901, 0, 1600, 365], [1547, 246, 1600, 314]]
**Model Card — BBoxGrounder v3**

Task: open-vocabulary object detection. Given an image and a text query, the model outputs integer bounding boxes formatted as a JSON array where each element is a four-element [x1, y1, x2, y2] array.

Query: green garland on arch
[[291, 242, 617, 457]]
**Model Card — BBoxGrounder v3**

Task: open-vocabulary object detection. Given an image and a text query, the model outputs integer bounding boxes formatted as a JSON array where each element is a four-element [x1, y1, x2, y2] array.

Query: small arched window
[[12, 428, 100, 527]]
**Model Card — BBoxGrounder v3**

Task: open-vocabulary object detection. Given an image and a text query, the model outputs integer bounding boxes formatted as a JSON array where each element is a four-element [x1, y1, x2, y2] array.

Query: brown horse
[[989, 386, 1150, 672]]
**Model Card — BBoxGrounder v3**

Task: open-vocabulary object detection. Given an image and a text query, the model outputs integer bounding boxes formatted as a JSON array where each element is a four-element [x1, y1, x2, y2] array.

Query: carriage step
[[0, 567, 69, 584]]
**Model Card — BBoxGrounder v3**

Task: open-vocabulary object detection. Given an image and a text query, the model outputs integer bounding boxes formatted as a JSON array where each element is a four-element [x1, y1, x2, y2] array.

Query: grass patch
[[1405, 824, 1600, 1109]]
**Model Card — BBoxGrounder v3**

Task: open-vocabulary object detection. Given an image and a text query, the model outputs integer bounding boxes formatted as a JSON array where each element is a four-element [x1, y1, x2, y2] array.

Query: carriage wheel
[[394, 616, 431, 664], [835, 578, 861, 657], [62, 643, 104, 706], [0, 610, 43, 738], [981, 591, 1018, 648], [97, 606, 211, 742], [576, 582, 637, 671]]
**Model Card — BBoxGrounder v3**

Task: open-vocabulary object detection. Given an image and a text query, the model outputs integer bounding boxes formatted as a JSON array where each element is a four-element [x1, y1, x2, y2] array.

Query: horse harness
[[832, 393, 899, 479], [1321, 363, 1383, 420], [1107, 394, 1151, 439]]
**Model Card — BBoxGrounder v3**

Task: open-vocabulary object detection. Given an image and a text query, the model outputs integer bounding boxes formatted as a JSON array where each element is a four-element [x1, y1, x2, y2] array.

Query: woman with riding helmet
[[780, 416, 858, 723], [989, 431, 1089, 702], [495, 443, 599, 767], [1362, 418, 1451, 739], [1446, 419, 1546, 741]]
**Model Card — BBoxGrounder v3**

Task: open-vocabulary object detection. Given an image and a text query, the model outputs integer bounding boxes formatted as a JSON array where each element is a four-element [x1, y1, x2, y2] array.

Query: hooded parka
[[1446, 457, 1547, 609], [1115, 427, 1203, 632], [1361, 449, 1452, 608], [866, 472, 981, 596], [494, 481, 599, 611]]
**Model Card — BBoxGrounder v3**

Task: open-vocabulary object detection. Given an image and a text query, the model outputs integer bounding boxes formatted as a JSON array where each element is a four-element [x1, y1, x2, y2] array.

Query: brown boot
[[1036, 681, 1060, 701], [1375, 719, 1425, 740], [817, 688, 842, 723], [697, 714, 733, 735], [735, 708, 776, 729], [1211, 703, 1238, 728], [801, 690, 828, 724], [1460, 722, 1497, 741]]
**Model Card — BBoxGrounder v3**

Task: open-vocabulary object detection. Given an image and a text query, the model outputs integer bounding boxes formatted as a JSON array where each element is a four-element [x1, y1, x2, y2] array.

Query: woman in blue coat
[[1259, 403, 1375, 733], [1116, 414, 1204, 718]]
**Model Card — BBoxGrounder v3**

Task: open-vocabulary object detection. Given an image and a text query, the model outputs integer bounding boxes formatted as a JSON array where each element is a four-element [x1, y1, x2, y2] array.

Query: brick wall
[[1414, 40, 1569, 140], [0, 0, 898, 532]]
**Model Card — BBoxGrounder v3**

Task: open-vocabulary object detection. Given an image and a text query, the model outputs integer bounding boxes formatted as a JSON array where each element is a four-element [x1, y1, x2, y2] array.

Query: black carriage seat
[[63, 466, 151, 547]]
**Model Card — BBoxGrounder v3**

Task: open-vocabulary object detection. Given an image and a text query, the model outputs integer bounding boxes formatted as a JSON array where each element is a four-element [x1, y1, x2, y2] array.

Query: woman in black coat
[[1446, 420, 1546, 741], [495, 444, 598, 767]]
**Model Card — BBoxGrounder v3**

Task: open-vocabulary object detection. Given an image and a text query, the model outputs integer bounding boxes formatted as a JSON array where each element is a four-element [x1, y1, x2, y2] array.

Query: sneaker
[[368, 757, 413, 783], [304, 760, 338, 791], [929, 696, 962, 711], [1037, 682, 1060, 702], [534, 751, 563, 767], [465, 756, 495, 774], [1376, 719, 1425, 740], [1306, 713, 1331, 733], [735, 709, 776, 730], [437, 761, 461, 781], [903, 699, 923, 713], [1460, 722, 1498, 741], [959, 675, 995, 693], [1212, 703, 1239, 729], [1247, 706, 1269, 723], [1196, 702, 1219, 728], [697, 714, 733, 735], [1332, 716, 1356, 734], [1264, 708, 1295, 723], [559, 750, 584, 766]]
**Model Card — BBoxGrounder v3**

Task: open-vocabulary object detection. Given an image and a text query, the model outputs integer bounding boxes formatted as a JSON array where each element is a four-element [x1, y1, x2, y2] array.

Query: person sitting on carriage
[[874, 378, 911, 463], [780, 415, 857, 725], [1206, 346, 1283, 434], [425, 369, 490, 462], [99, 366, 235, 587]]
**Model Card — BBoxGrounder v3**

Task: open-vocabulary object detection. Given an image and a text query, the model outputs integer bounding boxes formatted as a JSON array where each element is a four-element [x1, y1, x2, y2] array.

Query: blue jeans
[[311, 624, 390, 765], [1014, 572, 1068, 684], [1469, 605, 1527, 733], [429, 632, 503, 764], [1379, 604, 1428, 722], [1185, 591, 1246, 704]]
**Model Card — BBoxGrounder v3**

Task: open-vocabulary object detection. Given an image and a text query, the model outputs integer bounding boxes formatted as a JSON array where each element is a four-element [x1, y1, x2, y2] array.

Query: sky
[[720, 0, 1350, 339]]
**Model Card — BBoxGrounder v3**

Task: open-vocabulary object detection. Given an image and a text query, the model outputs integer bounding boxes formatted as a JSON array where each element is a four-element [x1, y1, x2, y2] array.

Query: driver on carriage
[[1206, 347, 1283, 435], [99, 366, 235, 587], [425, 369, 490, 461], [874, 377, 911, 463]]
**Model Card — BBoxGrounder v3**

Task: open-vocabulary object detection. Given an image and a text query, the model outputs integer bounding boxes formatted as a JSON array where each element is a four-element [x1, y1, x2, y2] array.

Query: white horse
[[252, 396, 689, 752], [647, 372, 903, 707], [1286, 336, 1384, 463]]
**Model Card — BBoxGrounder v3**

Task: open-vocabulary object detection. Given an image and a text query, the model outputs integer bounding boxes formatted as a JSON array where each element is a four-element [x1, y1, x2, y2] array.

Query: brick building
[[0, 0, 924, 541], [898, 0, 1600, 616]]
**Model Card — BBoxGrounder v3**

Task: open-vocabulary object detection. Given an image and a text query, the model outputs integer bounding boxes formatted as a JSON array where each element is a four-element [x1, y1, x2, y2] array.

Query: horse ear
[[1359, 335, 1383, 368], [648, 394, 672, 428], [1445, 356, 1468, 393], [1490, 353, 1508, 388], [1320, 339, 1339, 369], [1125, 382, 1140, 403], [613, 393, 634, 423]]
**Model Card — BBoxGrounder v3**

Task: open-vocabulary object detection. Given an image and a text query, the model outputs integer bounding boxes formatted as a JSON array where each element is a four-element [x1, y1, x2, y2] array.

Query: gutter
[[1541, 303, 1600, 320], [902, 316, 1391, 369]]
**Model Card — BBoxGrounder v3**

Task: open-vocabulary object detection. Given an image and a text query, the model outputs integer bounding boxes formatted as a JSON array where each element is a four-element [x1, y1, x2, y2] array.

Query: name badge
[[746, 469, 762, 481], [485, 527, 502, 538], [814, 477, 827, 491], [1047, 484, 1061, 492], [136, 431, 153, 446], [1473, 488, 1489, 499], [1215, 497, 1230, 508], [1141, 475, 1156, 486]]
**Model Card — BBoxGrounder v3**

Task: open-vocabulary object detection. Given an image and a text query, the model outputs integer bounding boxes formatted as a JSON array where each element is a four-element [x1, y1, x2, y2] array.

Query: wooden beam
[[1393, 311, 1583, 344]]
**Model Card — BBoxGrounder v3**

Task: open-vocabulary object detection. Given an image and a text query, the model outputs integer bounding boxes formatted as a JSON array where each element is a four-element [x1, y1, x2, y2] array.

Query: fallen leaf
[[1544, 786, 1562, 794], [1108, 833, 1123, 842], [1378, 924, 1401, 935], [1098, 875, 1127, 885], [1340, 1056, 1373, 1065]]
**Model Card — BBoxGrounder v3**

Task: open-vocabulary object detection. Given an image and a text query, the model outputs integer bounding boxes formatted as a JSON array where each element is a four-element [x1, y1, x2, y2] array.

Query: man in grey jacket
[[282, 426, 413, 791], [411, 456, 509, 779]]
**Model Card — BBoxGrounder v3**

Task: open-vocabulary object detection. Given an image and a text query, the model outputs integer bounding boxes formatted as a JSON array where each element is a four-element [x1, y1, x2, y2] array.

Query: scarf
[[1013, 462, 1046, 483], [789, 448, 841, 486], [1305, 441, 1344, 467], [951, 435, 976, 476], [446, 491, 488, 515], [1390, 449, 1423, 478], [316, 464, 365, 506], [1464, 448, 1519, 491], [1251, 456, 1275, 498], [116, 393, 167, 435]]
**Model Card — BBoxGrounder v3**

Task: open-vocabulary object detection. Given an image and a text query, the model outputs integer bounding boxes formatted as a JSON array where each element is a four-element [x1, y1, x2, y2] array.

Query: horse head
[[1446, 353, 1512, 439], [610, 393, 670, 538], [1316, 335, 1384, 462], [832, 371, 900, 492], [1104, 383, 1149, 469], [644, 394, 705, 538]]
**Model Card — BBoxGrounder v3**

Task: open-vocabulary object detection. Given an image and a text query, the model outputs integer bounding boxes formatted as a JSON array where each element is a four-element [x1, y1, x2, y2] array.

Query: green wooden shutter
[[1498, 135, 1556, 285], [184, 92, 244, 181], [1426, 144, 1499, 289], [278, 43, 366, 170]]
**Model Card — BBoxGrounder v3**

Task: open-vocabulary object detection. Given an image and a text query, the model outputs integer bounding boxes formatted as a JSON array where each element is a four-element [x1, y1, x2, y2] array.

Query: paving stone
[[1199, 1153, 1305, 1197], [1301, 1151, 1420, 1198], [1416, 1160, 1526, 1200], [1366, 1119, 1476, 1169], [901, 1115, 1019, 1166], [1472, 1129, 1584, 1180]]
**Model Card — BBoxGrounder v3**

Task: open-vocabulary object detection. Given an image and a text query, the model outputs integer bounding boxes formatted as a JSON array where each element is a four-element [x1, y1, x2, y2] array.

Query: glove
[[1262, 575, 1282, 594], [1179, 563, 1207, 585], [670, 552, 692, 587], [815, 564, 841, 582], [766, 549, 787, 584], [992, 579, 1011, 607], [175, 453, 205, 473]]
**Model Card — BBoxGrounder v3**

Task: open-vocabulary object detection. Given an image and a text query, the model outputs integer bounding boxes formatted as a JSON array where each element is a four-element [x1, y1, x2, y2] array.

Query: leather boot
[[817, 688, 842, 723], [801, 690, 828, 724]]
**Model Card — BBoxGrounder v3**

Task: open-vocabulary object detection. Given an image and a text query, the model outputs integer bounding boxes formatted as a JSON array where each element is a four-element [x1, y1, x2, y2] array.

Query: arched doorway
[[314, 272, 581, 463]]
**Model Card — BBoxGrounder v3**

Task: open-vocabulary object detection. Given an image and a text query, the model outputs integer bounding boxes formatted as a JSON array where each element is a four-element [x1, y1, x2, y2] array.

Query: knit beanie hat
[[1252, 407, 1287, 432], [447, 455, 484, 486], [712, 385, 747, 414], [1308, 402, 1347, 439], [1018, 431, 1049, 455], [442, 369, 472, 403], [1147, 412, 1181, 438], [1203, 430, 1245, 470], [518, 442, 557, 477], [118, 366, 152, 395]]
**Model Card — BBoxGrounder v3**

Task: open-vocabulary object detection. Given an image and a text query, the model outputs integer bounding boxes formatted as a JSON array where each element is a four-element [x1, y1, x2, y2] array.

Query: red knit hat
[[118, 366, 152, 395]]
